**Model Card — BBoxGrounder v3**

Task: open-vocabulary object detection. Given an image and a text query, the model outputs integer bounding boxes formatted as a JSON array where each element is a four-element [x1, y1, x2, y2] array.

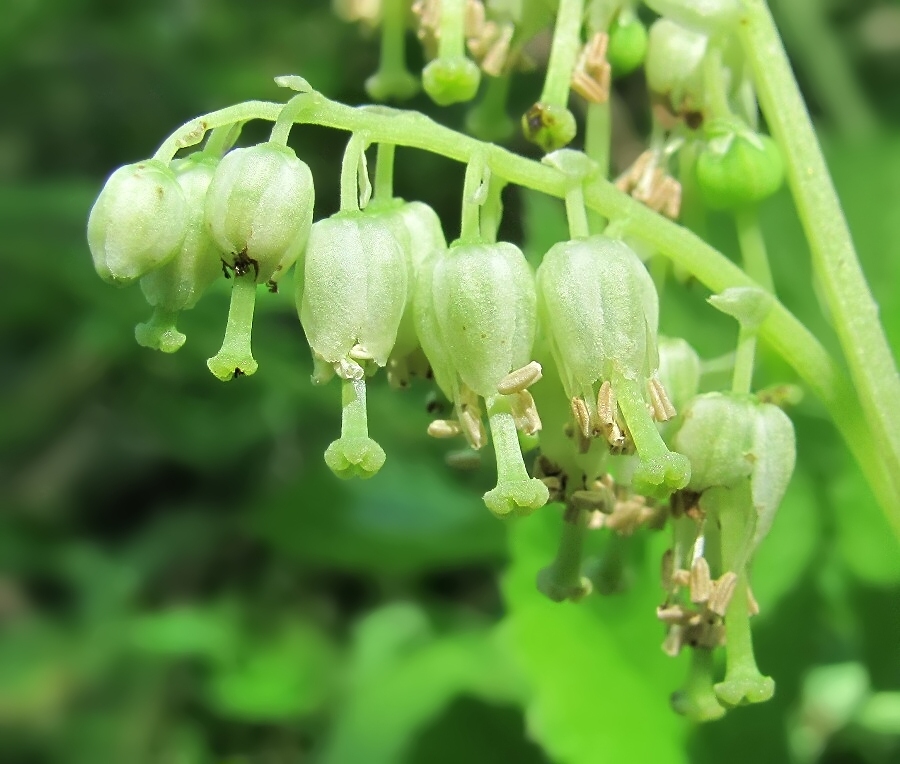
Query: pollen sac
[[674, 391, 796, 548], [204, 142, 315, 284], [645, 18, 708, 116], [643, 0, 740, 35], [135, 155, 222, 353], [696, 123, 785, 210], [299, 210, 409, 370], [87, 159, 188, 286], [536, 235, 690, 497], [415, 241, 549, 517]]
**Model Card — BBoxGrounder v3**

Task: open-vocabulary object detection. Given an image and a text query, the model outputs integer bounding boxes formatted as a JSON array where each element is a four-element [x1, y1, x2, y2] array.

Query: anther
[[349, 343, 375, 361], [707, 571, 739, 616], [570, 397, 592, 440], [427, 419, 463, 439], [689, 557, 713, 604], [497, 361, 543, 395], [648, 377, 677, 421], [511, 390, 542, 435], [570, 489, 613, 513]]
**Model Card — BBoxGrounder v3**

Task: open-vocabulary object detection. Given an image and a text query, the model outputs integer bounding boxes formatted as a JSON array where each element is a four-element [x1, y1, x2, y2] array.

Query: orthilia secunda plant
[[88, 0, 900, 725]]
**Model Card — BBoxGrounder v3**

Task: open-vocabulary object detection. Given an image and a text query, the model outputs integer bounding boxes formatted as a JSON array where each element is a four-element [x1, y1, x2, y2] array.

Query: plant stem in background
[[734, 207, 774, 293], [739, 0, 900, 512], [374, 142, 395, 201], [541, 0, 585, 107]]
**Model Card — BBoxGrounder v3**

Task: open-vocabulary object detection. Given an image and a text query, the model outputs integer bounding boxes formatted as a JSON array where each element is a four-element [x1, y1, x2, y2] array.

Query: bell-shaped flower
[[643, 0, 740, 35], [673, 391, 796, 707], [135, 155, 222, 353], [298, 209, 410, 479], [536, 235, 690, 497], [87, 159, 188, 286], [203, 142, 315, 381], [415, 241, 548, 517]]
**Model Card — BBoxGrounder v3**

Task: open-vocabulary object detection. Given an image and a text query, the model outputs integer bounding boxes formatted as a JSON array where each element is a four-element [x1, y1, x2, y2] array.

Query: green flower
[[87, 159, 188, 286], [536, 235, 690, 497], [135, 155, 222, 353], [415, 241, 548, 517], [645, 18, 708, 116]]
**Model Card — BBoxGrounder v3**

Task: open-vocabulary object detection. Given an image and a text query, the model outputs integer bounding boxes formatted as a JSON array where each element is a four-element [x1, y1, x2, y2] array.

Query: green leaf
[[129, 603, 239, 664], [501, 510, 689, 764]]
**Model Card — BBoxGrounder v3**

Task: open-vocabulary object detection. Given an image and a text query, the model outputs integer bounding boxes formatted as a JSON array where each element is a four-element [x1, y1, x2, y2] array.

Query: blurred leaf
[[129, 603, 239, 664], [322, 604, 524, 764], [501, 511, 688, 764], [205, 619, 336, 722]]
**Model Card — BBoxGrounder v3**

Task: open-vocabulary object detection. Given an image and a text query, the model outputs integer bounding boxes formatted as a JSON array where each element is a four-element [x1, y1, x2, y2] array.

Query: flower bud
[[645, 18, 708, 115], [415, 241, 548, 517], [522, 103, 578, 153], [135, 155, 222, 353], [536, 235, 690, 496], [204, 142, 315, 284], [422, 56, 482, 106], [643, 0, 740, 35], [87, 159, 188, 286], [696, 125, 785, 210], [607, 13, 648, 77]]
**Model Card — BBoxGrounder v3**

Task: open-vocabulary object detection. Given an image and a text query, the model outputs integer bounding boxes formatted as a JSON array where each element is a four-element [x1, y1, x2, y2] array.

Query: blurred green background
[[1, 1, 899, 762]]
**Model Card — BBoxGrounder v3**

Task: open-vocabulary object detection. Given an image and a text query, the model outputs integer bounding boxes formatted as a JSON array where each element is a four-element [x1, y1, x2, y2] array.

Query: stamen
[[571, 32, 611, 104], [427, 419, 463, 438], [708, 571, 738, 616], [349, 343, 374, 361], [510, 390, 542, 435], [689, 557, 713, 604], [648, 377, 678, 421], [497, 361, 543, 394], [570, 489, 613, 513], [570, 396, 592, 440]]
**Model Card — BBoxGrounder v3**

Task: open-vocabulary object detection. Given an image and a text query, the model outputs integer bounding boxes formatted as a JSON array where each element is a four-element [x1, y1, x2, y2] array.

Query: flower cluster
[[87, 0, 804, 724]]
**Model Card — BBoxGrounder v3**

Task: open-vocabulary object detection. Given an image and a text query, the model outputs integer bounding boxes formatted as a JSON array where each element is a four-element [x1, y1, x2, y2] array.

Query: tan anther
[[671, 569, 691, 588], [476, 22, 514, 76], [657, 604, 691, 625], [604, 497, 653, 535], [587, 510, 606, 530], [746, 584, 760, 616], [412, 0, 441, 54], [648, 377, 677, 422], [497, 361, 543, 395], [570, 489, 613, 513], [333, 0, 382, 24], [708, 571, 739, 616], [570, 397, 592, 440], [459, 405, 487, 449], [617, 150, 682, 220], [596, 381, 623, 448], [511, 390, 542, 435], [464, 0, 485, 38], [427, 419, 463, 438], [662, 625, 684, 657], [615, 151, 653, 193], [571, 32, 612, 104], [689, 557, 713, 605], [540, 475, 562, 493]]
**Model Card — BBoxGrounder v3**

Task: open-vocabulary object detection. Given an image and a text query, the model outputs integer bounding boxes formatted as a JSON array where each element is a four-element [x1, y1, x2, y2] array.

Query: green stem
[[374, 142, 395, 201], [739, 0, 900, 515], [342, 376, 370, 439], [438, 0, 465, 59], [732, 326, 757, 395], [203, 123, 242, 157], [584, 100, 611, 232], [564, 185, 590, 240], [671, 648, 726, 722], [734, 206, 774, 293], [466, 74, 515, 142], [540, 0, 585, 106], [153, 90, 900, 525], [206, 274, 259, 381], [480, 173, 507, 244], [702, 44, 732, 120], [380, 0, 411, 76], [324, 377, 387, 479]]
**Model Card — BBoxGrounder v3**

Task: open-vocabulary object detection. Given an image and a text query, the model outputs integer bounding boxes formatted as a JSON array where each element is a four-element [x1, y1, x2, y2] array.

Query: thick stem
[[541, 0, 585, 106], [134, 306, 185, 354], [703, 45, 732, 121], [671, 648, 726, 722], [739, 0, 900, 510], [734, 206, 774, 293], [466, 74, 515, 142], [584, 101, 611, 233], [203, 123, 242, 157], [374, 142, 395, 201], [206, 274, 258, 381], [480, 173, 507, 245]]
